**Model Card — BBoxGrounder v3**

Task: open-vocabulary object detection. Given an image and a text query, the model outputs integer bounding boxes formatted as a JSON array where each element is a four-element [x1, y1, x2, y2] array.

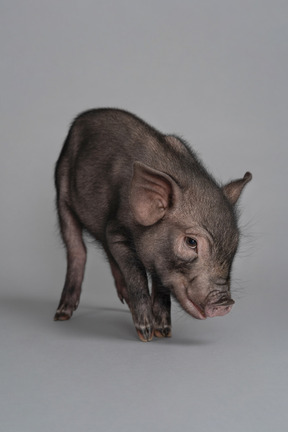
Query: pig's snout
[[204, 290, 235, 318], [204, 302, 234, 318]]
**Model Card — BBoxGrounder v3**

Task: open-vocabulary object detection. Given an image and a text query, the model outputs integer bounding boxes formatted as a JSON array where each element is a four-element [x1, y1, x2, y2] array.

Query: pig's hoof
[[136, 325, 154, 342], [54, 308, 73, 321], [154, 326, 172, 338]]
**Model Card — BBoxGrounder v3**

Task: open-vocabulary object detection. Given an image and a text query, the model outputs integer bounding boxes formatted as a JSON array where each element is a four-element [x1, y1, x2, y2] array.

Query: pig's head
[[130, 161, 252, 319]]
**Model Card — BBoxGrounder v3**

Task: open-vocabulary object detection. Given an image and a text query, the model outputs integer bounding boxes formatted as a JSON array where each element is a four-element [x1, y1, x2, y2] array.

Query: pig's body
[[54, 108, 251, 341]]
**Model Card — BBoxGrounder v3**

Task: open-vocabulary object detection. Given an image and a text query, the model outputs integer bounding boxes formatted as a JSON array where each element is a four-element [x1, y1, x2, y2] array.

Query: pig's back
[[56, 108, 212, 240]]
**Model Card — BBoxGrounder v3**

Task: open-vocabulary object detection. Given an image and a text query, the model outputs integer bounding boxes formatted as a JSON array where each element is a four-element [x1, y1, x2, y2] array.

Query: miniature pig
[[54, 108, 252, 341]]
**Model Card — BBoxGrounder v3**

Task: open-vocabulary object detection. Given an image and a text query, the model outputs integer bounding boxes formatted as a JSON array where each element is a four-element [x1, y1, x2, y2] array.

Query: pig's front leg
[[106, 222, 154, 342], [108, 255, 130, 306], [152, 277, 172, 338]]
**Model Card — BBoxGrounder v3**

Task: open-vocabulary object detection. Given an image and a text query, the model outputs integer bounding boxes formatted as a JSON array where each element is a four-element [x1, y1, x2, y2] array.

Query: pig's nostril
[[215, 297, 235, 306], [205, 290, 234, 306]]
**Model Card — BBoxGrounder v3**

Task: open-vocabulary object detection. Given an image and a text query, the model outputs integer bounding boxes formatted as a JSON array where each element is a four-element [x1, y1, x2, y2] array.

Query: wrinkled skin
[[54, 108, 252, 341]]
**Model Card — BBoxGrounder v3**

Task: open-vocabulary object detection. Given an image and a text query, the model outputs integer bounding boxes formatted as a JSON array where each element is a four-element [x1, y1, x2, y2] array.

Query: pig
[[54, 108, 252, 342]]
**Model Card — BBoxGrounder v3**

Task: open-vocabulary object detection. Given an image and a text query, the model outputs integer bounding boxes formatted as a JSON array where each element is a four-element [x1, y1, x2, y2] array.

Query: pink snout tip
[[204, 301, 234, 318]]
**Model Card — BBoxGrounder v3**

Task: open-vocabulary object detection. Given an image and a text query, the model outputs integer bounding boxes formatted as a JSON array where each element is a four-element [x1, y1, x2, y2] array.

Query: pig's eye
[[186, 237, 198, 250]]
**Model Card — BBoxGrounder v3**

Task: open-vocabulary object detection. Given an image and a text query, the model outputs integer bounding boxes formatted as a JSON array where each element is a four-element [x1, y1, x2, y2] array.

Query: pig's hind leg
[[54, 201, 87, 321], [152, 277, 172, 338]]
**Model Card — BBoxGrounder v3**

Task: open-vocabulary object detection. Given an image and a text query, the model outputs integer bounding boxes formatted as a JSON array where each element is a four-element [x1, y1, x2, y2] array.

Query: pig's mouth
[[177, 291, 206, 320], [173, 286, 206, 319], [185, 298, 206, 320]]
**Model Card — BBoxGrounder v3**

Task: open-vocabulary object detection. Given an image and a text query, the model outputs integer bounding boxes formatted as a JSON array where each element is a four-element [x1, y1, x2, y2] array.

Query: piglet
[[54, 109, 251, 341]]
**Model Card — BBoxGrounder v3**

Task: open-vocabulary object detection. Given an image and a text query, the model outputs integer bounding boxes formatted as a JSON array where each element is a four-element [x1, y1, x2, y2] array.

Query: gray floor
[[1, 1, 288, 431], [2, 241, 287, 432]]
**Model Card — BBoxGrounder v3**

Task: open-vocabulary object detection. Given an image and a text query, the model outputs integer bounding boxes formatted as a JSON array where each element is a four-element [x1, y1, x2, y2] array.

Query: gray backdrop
[[1, 1, 287, 431]]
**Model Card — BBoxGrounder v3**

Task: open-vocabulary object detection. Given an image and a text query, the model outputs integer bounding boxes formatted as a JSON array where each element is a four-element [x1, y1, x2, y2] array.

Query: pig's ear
[[130, 162, 175, 226], [223, 172, 252, 205]]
